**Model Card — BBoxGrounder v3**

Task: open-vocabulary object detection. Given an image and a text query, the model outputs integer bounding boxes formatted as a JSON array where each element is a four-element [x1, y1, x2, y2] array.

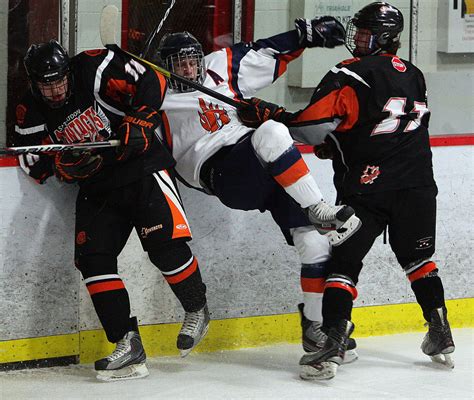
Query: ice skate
[[95, 330, 148, 382], [177, 304, 210, 357], [298, 303, 326, 352], [299, 319, 354, 380], [299, 304, 358, 364], [421, 307, 455, 368], [306, 201, 361, 246]]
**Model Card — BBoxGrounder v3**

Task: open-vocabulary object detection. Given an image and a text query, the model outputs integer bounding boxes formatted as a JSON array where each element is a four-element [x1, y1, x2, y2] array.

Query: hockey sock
[[411, 275, 446, 322], [149, 243, 207, 312], [251, 120, 323, 208]]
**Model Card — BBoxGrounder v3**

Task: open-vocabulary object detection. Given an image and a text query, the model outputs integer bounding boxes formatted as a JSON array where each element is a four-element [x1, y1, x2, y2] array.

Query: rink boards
[[0, 145, 472, 368]]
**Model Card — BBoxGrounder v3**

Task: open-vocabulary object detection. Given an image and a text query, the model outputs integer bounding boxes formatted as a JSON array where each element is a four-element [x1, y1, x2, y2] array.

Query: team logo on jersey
[[76, 231, 87, 245], [16, 104, 27, 125], [140, 224, 163, 238], [391, 57, 407, 72], [360, 165, 381, 185], [54, 106, 110, 143], [198, 97, 230, 133], [416, 236, 433, 250]]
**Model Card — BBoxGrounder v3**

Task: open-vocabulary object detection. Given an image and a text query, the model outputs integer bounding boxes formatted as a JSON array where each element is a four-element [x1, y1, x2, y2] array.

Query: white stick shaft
[[100, 5, 119, 46], [2, 140, 121, 155]]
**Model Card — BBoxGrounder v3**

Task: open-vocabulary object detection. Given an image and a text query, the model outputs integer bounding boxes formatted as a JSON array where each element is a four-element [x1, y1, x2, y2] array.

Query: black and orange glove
[[313, 141, 335, 160], [116, 105, 161, 161], [237, 97, 287, 128], [295, 16, 345, 48], [54, 151, 103, 183]]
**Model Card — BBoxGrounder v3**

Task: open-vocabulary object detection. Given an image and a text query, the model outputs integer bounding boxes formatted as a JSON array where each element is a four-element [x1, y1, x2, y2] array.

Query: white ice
[[1, 328, 472, 400]]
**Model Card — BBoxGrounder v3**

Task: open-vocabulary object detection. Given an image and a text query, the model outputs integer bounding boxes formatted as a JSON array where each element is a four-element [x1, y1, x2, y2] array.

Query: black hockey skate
[[421, 307, 455, 368], [299, 319, 354, 380], [177, 304, 210, 357], [305, 201, 361, 246], [298, 304, 358, 364], [95, 321, 148, 382]]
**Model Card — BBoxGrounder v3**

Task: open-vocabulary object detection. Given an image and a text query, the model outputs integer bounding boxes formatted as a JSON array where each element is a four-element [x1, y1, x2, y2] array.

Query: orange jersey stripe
[[154, 70, 167, 101], [165, 258, 199, 284], [293, 86, 359, 132], [277, 49, 304, 77], [301, 277, 325, 293], [87, 280, 125, 295], [408, 261, 437, 282], [273, 158, 310, 187], [325, 282, 358, 300], [163, 192, 192, 240]]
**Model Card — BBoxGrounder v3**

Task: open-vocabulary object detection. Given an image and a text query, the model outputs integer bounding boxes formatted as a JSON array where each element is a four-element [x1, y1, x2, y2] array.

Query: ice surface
[[0, 328, 472, 400]]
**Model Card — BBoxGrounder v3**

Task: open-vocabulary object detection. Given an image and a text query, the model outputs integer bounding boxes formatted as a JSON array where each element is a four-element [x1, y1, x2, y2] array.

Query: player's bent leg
[[306, 202, 362, 246], [95, 317, 149, 382], [251, 121, 361, 246], [149, 241, 209, 357], [299, 274, 358, 380], [292, 227, 358, 362]]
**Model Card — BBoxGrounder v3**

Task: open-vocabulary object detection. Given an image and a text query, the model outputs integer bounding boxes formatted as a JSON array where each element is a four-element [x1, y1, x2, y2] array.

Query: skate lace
[[107, 338, 131, 361], [180, 311, 202, 336], [312, 201, 337, 222]]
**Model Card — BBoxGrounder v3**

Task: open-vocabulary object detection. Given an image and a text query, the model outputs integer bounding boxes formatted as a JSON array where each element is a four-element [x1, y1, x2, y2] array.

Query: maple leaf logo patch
[[360, 165, 381, 185]]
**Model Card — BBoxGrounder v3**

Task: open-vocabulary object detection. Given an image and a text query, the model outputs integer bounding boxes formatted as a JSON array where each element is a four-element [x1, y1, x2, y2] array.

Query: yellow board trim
[[1, 298, 472, 364]]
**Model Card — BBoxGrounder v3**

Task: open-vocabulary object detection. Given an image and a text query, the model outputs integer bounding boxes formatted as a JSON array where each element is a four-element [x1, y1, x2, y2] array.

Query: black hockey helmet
[[345, 2, 404, 57], [157, 31, 205, 92], [24, 40, 72, 108]]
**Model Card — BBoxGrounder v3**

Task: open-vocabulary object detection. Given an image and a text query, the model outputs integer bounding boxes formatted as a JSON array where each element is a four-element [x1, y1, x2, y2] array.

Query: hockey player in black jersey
[[13, 40, 209, 381], [238, 2, 455, 380]]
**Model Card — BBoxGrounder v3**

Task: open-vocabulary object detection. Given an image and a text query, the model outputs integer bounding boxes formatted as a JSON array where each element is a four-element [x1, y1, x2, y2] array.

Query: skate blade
[[342, 349, 358, 364], [179, 324, 210, 358], [300, 361, 338, 380], [326, 215, 362, 247], [96, 363, 149, 382], [430, 353, 455, 369]]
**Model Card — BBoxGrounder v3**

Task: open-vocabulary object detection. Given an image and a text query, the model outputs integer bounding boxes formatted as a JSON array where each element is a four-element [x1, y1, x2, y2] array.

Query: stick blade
[[100, 5, 119, 46]]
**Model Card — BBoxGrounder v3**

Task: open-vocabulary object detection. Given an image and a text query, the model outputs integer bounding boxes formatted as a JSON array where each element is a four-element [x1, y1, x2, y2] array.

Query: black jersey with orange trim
[[14, 48, 174, 193], [285, 54, 436, 196]]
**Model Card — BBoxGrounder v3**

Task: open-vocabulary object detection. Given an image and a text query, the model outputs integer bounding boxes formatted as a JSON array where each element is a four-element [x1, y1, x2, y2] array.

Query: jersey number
[[125, 59, 146, 82], [371, 97, 429, 136]]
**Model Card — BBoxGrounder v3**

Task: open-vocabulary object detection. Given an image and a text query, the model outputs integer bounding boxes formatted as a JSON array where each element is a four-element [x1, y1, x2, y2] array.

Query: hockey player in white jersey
[[154, 18, 359, 360]]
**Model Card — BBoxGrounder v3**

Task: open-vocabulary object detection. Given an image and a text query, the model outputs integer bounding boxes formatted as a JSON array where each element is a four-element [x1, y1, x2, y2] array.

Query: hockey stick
[[0, 140, 120, 155], [140, 0, 176, 59], [100, 5, 243, 109]]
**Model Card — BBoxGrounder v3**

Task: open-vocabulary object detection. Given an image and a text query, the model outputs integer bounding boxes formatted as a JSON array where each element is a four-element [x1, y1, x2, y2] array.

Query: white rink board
[[0, 145, 472, 340]]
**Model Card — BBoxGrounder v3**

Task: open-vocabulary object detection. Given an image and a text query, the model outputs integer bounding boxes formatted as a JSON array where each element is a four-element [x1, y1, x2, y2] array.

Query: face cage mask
[[165, 51, 205, 93], [35, 74, 70, 109], [345, 21, 381, 57]]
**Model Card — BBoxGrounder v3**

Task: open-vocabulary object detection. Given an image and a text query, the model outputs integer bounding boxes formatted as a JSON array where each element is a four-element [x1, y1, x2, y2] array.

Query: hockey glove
[[295, 16, 346, 48], [116, 105, 161, 161], [54, 151, 103, 183], [313, 141, 335, 160], [237, 97, 286, 128]]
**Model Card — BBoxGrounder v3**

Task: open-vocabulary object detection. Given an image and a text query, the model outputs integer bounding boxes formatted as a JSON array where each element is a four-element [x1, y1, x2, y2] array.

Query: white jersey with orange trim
[[161, 30, 305, 188]]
